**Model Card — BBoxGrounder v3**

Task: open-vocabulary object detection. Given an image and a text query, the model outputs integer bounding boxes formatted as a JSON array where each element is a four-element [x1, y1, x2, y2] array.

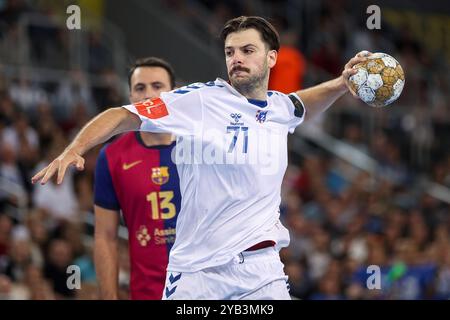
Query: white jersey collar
[[216, 78, 243, 98], [215, 78, 269, 108]]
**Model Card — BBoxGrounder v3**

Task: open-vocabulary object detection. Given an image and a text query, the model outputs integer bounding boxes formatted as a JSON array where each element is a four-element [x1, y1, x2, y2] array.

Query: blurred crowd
[[280, 153, 450, 299], [0, 0, 449, 299], [0, 0, 128, 300], [275, 0, 450, 300]]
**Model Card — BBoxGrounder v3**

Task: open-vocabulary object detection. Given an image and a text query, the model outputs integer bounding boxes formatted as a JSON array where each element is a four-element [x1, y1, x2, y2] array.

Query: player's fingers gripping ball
[[357, 50, 371, 58], [348, 52, 405, 107]]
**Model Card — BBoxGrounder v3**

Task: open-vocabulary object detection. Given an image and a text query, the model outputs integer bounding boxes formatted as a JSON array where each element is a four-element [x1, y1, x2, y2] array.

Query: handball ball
[[349, 52, 405, 107]]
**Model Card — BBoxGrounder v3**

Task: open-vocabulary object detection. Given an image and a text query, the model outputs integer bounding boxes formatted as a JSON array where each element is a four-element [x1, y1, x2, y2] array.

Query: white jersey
[[123, 78, 305, 272]]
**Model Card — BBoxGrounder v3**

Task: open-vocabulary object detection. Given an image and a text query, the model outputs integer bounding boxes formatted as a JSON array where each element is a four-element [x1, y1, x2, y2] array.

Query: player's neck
[[139, 132, 173, 147], [234, 83, 268, 101], [232, 76, 269, 101], [244, 86, 267, 100]]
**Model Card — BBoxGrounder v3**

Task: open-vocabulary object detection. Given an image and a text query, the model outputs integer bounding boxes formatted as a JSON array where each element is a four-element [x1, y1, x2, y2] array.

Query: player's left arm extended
[[295, 52, 370, 122]]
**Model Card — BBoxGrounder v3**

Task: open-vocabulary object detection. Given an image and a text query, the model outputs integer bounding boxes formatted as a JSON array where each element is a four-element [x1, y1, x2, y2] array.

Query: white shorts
[[162, 247, 291, 300]]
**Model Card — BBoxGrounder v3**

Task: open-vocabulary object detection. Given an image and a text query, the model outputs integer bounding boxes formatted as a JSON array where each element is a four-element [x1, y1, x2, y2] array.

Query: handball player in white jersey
[[32, 16, 371, 299]]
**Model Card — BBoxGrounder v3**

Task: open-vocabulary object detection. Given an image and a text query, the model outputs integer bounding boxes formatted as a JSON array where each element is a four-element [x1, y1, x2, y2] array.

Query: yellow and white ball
[[349, 52, 405, 107]]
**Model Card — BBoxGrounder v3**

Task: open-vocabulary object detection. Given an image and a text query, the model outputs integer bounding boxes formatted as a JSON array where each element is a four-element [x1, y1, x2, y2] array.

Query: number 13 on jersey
[[146, 191, 176, 220]]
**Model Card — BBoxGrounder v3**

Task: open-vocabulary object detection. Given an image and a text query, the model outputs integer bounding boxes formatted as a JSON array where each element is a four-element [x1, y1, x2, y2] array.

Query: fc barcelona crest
[[151, 166, 169, 185]]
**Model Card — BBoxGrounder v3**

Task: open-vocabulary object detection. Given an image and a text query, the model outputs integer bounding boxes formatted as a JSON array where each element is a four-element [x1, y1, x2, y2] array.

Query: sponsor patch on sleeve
[[134, 98, 169, 119]]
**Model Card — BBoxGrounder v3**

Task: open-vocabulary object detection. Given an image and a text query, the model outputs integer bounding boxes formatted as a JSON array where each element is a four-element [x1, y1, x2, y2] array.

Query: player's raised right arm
[[31, 107, 141, 185]]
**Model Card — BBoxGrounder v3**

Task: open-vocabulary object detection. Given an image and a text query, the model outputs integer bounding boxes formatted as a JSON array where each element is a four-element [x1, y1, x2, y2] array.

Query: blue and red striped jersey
[[94, 132, 180, 299]]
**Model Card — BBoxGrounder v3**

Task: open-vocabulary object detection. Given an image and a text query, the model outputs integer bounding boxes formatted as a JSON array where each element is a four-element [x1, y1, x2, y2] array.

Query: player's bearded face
[[225, 29, 274, 94], [229, 58, 269, 92]]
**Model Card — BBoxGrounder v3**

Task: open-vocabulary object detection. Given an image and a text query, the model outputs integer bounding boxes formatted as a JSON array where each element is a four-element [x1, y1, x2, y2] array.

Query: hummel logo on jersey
[[256, 110, 268, 123], [165, 272, 182, 298], [122, 160, 142, 170], [230, 113, 241, 123], [230, 113, 244, 126]]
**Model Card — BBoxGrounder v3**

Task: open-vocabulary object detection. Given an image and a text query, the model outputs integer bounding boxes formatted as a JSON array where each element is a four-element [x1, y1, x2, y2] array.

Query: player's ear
[[267, 50, 277, 69]]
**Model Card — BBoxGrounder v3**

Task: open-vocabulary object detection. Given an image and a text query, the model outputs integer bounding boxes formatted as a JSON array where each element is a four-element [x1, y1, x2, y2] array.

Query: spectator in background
[[1, 111, 39, 163], [0, 141, 30, 209], [1, 232, 42, 284], [43, 238, 74, 298], [33, 102, 60, 154], [0, 93, 16, 126], [269, 29, 306, 93], [24, 263, 55, 300], [283, 257, 312, 299], [24, 209, 49, 252], [8, 78, 48, 113], [0, 274, 30, 299], [53, 69, 96, 121], [88, 31, 113, 74], [0, 0, 30, 27], [0, 213, 13, 256], [0, 23, 21, 65]]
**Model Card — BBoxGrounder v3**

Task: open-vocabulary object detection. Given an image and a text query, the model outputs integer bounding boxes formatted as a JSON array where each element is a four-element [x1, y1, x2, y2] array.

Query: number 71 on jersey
[[227, 126, 248, 153]]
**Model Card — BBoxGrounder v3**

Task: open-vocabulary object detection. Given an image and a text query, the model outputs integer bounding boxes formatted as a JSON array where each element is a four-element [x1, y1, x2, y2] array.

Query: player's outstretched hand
[[31, 148, 85, 185], [342, 50, 372, 98]]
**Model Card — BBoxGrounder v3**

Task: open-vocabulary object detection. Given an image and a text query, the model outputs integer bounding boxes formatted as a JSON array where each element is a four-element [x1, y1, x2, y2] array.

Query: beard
[[229, 61, 269, 96]]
